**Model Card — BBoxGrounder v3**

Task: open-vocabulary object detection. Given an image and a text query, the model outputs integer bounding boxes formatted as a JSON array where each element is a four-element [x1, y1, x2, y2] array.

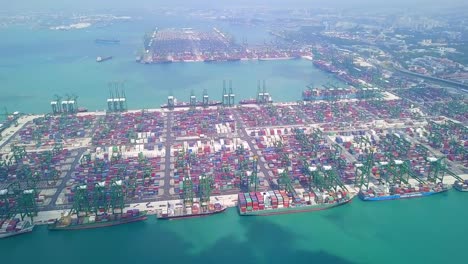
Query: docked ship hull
[[239, 197, 352, 216], [453, 181, 468, 192], [48, 214, 148, 231], [158, 207, 227, 220], [0, 225, 34, 239], [359, 189, 448, 201]]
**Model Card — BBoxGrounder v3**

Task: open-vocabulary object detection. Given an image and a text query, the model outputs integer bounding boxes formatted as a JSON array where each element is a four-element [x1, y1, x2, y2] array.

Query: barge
[[48, 209, 147, 230], [0, 219, 34, 239], [359, 183, 449, 201], [238, 190, 352, 216], [157, 202, 226, 220]]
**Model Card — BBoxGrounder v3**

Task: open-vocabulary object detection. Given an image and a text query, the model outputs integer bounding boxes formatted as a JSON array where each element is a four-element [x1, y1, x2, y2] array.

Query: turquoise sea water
[[0, 19, 336, 114], [1, 192, 467, 264], [1, 18, 467, 264]]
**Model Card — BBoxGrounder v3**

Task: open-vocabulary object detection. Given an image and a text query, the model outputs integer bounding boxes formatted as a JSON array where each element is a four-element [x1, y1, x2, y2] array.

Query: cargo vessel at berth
[[0, 219, 34, 239], [453, 180, 468, 192], [160, 101, 222, 109], [239, 98, 273, 105], [238, 190, 352, 216], [358, 182, 449, 201], [48, 209, 147, 230], [157, 202, 226, 220]]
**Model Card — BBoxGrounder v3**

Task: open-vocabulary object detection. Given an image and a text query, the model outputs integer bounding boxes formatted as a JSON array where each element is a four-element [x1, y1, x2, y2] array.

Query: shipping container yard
[[0, 86, 467, 236], [140, 27, 311, 64]]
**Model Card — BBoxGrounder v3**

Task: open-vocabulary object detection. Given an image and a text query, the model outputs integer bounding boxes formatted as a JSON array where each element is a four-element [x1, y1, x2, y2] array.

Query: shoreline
[[141, 56, 312, 64]]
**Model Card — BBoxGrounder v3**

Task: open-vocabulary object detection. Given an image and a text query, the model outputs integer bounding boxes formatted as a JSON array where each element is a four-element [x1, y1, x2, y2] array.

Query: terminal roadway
[[44, 148, 87, 211], [232, 109, 274, 189], [163, 111, 175, 199]]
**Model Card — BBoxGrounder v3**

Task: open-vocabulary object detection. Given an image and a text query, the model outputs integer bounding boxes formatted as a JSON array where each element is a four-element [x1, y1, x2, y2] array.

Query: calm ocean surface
[[0, 17, 466, 264]]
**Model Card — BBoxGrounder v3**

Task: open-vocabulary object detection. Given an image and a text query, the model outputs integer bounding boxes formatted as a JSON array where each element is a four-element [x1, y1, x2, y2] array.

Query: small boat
[[96, 56, 113, 62], [95, 39, 120, 44]]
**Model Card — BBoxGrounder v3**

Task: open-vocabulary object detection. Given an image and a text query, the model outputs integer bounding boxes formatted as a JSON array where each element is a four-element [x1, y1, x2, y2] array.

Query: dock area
[[0, 86, 467, 224]]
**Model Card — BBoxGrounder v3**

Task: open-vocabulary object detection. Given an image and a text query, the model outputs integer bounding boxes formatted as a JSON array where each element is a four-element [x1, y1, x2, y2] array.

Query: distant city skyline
[[2, 0, 468, 12]]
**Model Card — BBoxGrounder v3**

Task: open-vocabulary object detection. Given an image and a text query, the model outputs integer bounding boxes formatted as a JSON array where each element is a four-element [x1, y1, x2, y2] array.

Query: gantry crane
[[11, 144, 27, 164], [93, 181, 109, 215], [110, 180, 125, 214], [199, 174, 213, 211], [17, 188, 38, 221], [182, 167, 194, 207], [321, 166, 348, 193], [387, 160, 424, 185], [0, 182, 20, 220], [278, 168, 296, 197], [426, 156, 462, 184], [354, 149, 375, 190], [249, 156, 259, 192], [302, 160, 321, 192], [70, 185, 92, 216]]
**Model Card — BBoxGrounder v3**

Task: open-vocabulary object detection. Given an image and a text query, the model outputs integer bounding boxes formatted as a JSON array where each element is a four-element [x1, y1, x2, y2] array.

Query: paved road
[[232, 109, 273, 189], [163, 112, 174, 199], [44, 148, 87, 210]]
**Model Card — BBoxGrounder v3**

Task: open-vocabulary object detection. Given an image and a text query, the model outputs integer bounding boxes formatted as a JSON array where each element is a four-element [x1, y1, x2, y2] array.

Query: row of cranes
[[0, 142, 65, 221], [166, 80, 273, 110], [272, 129, 348, 197], [1, 146, 39, 222], [0, 182, 38, 221], [176, 148, 215, 210], [69, 180, 125, 217], [235, 145, 259, 192], [51, 94, 79, 114], [353, 132, 464, 191], [107, 84, 128, 113], [222, 80, 235, 107]]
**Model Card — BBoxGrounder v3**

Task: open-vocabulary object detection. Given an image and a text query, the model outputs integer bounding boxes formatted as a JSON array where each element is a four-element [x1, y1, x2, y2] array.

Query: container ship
[[160, 101, 222, 109], [0, 219, 34, 239], [454, 180, 468, 192], [239, 98, 273, 105], [96, 56, 113, 63], [238, 190, 352, 216], [95, 39, 120, 44], [157, 202, 226, 220], [358, 182, 449, 201], [48, 209, 147, 230], [77, 107, 88, 113]]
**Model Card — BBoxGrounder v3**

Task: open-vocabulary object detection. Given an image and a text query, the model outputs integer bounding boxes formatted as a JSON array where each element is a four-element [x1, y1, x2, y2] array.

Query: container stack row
[[237, 105, 305, 127], [92, 111, 165, 147], [17, 114, 95, 145], [171, 109, 234, 138], [171, 138, 254, 194]]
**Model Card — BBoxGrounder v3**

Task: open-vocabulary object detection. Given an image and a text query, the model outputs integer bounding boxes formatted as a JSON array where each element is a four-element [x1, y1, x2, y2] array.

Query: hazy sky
[[1, 0, 467, 12]]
